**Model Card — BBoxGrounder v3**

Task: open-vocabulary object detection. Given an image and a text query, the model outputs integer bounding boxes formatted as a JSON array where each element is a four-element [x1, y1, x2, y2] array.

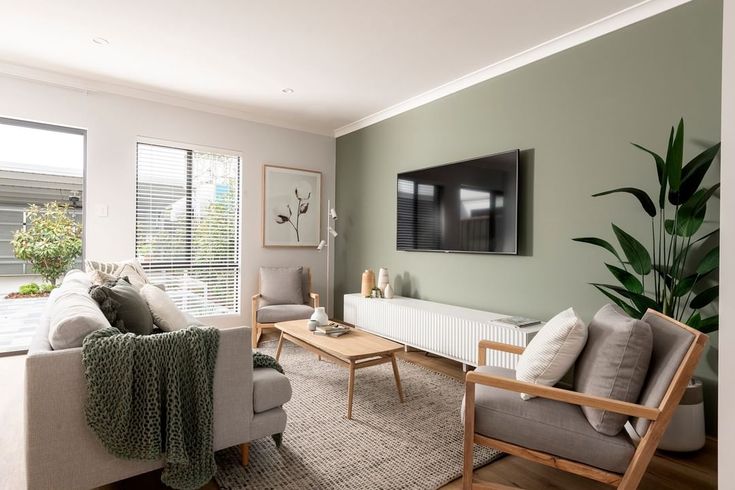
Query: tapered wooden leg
[[275, 332, 285, 361], [240, 443, 250, 466], [347, 361, 356, 419], [390, 353, 405, 403], [251, 325, 259, 349], [463, 381, 475, 490]]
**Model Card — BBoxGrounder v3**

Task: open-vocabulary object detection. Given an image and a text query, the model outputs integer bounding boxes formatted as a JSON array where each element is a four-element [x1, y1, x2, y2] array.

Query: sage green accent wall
[[335, 0, 722, 433]]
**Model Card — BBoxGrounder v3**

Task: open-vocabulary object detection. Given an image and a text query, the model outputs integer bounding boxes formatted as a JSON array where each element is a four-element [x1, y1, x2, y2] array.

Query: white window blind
[[135, 142, 241, 316]]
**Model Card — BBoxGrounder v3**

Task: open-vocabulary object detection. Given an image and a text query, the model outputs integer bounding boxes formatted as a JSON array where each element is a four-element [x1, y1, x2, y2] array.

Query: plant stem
[[651, 218, 658, 304]]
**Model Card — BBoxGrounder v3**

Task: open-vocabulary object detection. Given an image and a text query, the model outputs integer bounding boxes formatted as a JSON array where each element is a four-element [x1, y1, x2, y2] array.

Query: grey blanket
[[82, 326, 219, 490]]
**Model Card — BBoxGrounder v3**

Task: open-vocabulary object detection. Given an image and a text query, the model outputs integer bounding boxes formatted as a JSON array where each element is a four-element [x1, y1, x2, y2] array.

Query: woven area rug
[[214, 341, 502, 489]]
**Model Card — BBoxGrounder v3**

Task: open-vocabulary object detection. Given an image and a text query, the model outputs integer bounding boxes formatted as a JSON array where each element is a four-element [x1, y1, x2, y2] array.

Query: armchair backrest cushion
[[631, 310, 695, 437], [574, 304, 652, 436], [259, 267, 304, 307]]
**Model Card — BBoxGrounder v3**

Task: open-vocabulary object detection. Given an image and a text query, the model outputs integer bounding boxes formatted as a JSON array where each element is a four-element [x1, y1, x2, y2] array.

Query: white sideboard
[[343, 293, 542, 369]]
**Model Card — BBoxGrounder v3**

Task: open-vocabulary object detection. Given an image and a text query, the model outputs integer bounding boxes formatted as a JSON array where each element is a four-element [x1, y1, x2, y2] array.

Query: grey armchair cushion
[[257, 304, 314, 324], [465, 365, 635, 474], [574, 304, 652, 436], [259, 267, 304, 306], [252, 368, 293, 413], [631, 310, 695, 437]]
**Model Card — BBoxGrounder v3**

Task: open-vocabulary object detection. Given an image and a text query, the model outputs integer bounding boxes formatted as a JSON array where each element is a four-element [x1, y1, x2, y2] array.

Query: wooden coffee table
[[274, 319, 404, 419]]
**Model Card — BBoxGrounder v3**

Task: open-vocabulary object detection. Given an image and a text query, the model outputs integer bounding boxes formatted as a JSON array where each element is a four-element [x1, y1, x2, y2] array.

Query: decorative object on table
[[315, 323, 351, 337], [658, 377, 706, 451], [383, 283, 394, 299], [316, 199, 338, 315], [361, 269, 375, 297], [370, 287, 383, 299], [494, 316, 541, 328], [573, 118, 720, 332], [263, 164, 321, 247], [377, 267, 390, 293], [310, 306, 329, 326], [307, 320, 319, 332]]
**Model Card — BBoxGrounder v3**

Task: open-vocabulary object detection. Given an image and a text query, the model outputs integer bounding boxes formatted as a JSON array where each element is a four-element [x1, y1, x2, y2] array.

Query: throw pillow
[[515, 307, 587, 400], [88, 269, 118, 286], [89, 277, 154, 335], [259, 267, 304, 306], [139, 283, 191, 332], [574, 303, 653, 436], [85, 258, 150, 289]]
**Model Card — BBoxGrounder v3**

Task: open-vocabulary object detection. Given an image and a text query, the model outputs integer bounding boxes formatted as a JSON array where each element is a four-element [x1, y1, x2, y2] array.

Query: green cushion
[[89, 277, 154, 335]]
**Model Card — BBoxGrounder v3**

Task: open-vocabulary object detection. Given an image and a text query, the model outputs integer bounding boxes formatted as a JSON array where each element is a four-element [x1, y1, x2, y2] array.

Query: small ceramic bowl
[[307, 320, 319, 331]]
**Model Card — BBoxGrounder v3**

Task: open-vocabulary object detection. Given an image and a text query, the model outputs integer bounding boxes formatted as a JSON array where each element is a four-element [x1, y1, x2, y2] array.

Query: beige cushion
[[515, 308, 587, 400], [574, 304, 652, 436], [256, 304, 314, 324], [48, 271, 111, 350], [465, 365, 635, 474], [259, 267, 304, 306], [252, 368, 292, 413], [85, 258, 150, 289], [139, 284, 189, 332]]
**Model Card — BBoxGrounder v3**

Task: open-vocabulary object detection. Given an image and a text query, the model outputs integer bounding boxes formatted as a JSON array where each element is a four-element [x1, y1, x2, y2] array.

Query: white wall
[[0, 75, 335, 327], [719, 0, 733, 485]]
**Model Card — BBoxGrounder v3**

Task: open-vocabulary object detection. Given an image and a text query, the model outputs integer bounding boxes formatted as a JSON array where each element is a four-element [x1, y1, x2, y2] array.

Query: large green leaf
[[665, 202, 706, 237], [605, 263, 643, 294], [672, 274, 697, 297], [612, 224, 652, 275], [653, 264, 673, 290], [669, 143, 721, 204], [666, 119, 684, 194], [687, 312, 702, 329], [632, 143, 667, 208], [696, 247, 719, 276], [690, 285, 718, 309], [572, 237, 623, 264], [592, 187, 656, 217], [592, 284, 641, 318], [698, 315, 719, 333], [595, 284, 658, 313]]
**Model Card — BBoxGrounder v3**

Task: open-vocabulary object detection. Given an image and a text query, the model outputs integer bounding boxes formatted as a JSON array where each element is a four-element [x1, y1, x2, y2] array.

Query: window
[[135, 142, 241, 316]]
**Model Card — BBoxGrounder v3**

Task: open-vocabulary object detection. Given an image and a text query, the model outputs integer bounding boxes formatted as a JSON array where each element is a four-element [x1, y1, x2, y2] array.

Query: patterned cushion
[[515, 308, 587, 400], [85, 258, 150, 289]]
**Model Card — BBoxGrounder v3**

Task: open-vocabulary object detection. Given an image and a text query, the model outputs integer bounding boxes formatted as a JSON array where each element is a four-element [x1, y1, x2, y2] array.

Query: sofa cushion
[[139, 284, 189, 332], [89, 277, 154, 335], [515, 307, 587, 400], [47, 271, 112, 350], [259, 267, 304, 306], [257, 304, 314, 324], [574, 304, 653, 436], [85, 258, 150, 289], [466, 365, 635, 474], [252, 368, 292, 413]]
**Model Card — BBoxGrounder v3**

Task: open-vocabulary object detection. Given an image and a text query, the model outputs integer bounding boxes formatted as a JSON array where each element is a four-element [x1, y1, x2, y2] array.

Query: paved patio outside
[[0, 296, 45, 354]]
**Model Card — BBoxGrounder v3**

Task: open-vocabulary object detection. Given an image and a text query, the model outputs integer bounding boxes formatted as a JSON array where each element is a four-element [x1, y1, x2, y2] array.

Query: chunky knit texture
[[253, 351, 284, 374], [82, 326, 219, 490]]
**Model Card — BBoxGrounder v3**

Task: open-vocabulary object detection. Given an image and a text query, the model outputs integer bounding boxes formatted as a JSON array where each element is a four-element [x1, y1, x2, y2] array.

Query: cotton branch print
[[273, 181, 312, 242]]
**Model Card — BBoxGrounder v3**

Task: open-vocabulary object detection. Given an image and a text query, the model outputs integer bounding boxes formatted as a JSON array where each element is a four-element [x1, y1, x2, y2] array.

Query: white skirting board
[[343, 294, 541, 369]]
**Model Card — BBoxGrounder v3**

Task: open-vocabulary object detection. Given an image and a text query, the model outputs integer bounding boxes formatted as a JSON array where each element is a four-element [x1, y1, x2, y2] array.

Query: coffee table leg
[[390, 353, 405, 403], [275, 332, 285, 361], [347, 360, 356, 419]]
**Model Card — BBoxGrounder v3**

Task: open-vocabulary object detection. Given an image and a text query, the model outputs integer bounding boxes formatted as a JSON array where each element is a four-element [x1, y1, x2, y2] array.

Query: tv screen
[[397, 149, 519, 254]]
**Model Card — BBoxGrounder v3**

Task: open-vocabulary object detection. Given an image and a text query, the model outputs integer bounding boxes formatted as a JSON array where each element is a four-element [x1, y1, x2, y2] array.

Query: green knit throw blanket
[[82, 326, 219, 490]]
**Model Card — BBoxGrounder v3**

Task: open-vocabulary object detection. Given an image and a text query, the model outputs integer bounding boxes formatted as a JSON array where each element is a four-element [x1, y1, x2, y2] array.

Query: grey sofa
[[25, 277, 292, 489]]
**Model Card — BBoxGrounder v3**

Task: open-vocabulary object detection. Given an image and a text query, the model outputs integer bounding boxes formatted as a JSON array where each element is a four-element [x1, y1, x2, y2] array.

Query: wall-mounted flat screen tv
[[396, 149, 519, 254]]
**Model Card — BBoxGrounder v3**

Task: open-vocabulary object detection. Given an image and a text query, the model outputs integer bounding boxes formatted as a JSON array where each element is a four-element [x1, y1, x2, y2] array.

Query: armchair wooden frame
[[251, 269, 320, 348], [463, 309, 707, 490]]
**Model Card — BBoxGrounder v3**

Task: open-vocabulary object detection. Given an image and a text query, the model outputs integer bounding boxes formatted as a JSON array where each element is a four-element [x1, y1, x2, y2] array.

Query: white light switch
[[97, 205, 109, 217]]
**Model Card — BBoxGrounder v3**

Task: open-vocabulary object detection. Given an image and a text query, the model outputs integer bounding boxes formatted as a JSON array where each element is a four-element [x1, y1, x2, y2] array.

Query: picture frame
[[262, 164, 322, 247]]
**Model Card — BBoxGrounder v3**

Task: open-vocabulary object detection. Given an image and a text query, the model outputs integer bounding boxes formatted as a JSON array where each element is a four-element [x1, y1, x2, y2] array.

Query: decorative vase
[[384, 283, 394, 299], [361, 269, 375, 297], [310, 307, 329, 326], [378, 267, 390, 293]]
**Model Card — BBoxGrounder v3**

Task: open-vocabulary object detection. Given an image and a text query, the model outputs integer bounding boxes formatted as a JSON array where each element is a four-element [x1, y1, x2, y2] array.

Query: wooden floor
[[2, 332, 717, 490]]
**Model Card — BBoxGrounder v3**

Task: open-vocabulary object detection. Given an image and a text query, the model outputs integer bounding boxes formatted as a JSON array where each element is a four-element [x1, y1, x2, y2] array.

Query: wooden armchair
[[251, 267, 319, 348], [463, 309, 707, 489]]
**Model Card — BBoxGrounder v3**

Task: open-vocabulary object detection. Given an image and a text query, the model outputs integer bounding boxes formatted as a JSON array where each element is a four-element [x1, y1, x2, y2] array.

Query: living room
[[0, 0, 733, 489]]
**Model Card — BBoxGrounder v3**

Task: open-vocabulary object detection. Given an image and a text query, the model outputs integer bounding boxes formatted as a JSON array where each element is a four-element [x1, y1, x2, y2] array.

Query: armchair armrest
[[310, 292, 320, 308], [465, 370, 659, 420], [477, 340, 524, 366]]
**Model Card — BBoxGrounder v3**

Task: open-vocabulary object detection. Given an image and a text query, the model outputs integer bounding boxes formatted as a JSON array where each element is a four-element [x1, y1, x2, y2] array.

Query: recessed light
[[92, 37, 109, 46], [281, 88, 294, 94]]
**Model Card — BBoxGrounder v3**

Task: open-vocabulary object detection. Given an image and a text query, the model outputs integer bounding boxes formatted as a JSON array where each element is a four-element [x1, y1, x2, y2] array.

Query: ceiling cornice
[[333, 0, 691, 138]]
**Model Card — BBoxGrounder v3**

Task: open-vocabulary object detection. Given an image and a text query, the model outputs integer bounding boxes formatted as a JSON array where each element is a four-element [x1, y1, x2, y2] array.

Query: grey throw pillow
[[574, 303, 653, 436], [259, 267, 304, 307], [89, 277, 155, 335]]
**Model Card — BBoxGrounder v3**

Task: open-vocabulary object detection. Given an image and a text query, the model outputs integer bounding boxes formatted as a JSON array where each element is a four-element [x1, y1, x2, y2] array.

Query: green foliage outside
[[17, 282, 54, 296], [12, 202, 83, 286], [574, 119, 720, 332]]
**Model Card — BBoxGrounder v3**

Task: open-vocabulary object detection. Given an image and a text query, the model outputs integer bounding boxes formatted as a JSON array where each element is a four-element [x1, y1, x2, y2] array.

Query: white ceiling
[[0, 0, 681, 136]]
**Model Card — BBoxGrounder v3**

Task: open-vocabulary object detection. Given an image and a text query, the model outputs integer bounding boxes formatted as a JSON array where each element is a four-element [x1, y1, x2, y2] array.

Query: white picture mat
[[263, 165, 321, 247]]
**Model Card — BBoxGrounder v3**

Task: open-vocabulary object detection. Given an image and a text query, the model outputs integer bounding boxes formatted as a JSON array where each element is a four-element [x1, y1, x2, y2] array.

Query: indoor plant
[[573, 119, 720, 332]]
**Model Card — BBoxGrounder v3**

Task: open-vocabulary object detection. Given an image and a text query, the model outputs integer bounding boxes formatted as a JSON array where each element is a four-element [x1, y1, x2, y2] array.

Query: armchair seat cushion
[[466, 365, 635, 474], [252, 368, 292, 413], [256, 304, 314, 324]]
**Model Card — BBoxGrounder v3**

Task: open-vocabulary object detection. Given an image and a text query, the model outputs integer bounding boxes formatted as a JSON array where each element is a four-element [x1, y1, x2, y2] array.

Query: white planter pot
[[310, 306, 329, 326], [658, 377, 706, 452]]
